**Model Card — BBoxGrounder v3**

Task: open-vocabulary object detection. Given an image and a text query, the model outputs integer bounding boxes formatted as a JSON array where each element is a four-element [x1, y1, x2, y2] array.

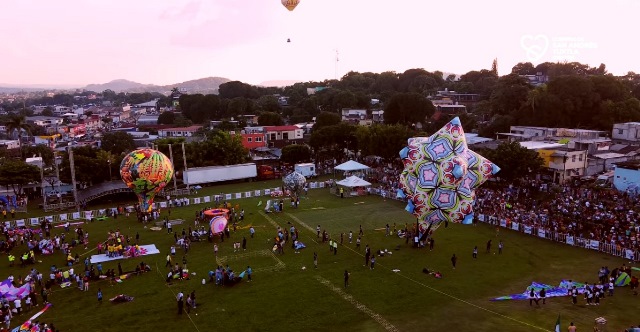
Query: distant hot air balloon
[[281, 0, 300, 11], [120, 148, 174, 213]]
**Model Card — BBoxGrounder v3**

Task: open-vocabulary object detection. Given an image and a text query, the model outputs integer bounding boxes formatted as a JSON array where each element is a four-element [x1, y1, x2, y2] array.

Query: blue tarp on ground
[[492, 280, 586, 301]]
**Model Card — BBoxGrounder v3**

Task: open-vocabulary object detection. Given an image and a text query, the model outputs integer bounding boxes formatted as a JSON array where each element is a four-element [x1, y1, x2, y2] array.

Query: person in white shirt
[[13, 298, 21, 315]]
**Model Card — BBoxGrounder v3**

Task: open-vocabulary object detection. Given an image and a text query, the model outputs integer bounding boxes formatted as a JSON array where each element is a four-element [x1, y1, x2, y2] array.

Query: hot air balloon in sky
[[120, 148, 174, 213], [281, 0, 301, 43], [281, 0, 300, 11]]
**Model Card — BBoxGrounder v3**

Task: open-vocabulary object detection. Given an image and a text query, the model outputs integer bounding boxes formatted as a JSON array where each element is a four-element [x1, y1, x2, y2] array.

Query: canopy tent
[[334, 160, 370, 171], [336, 176, 372, 188]]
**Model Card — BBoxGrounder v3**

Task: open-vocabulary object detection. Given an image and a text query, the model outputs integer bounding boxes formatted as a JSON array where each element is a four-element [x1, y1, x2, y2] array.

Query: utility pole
[[168, 144, 177, 191], [40, 153, 46, 211], [181, 142, 189, 192], [69, 147, 80, 211], [54, 151, 61, 192], [335, 49, 339, 80]]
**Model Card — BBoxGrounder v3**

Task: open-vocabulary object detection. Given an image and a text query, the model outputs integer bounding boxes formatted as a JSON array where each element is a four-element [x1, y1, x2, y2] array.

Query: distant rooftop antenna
[[335, 49, 339, 80]]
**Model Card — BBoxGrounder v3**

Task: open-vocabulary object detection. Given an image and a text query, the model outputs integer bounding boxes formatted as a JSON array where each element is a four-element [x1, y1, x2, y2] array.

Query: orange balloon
[[281, 0, 300, 11]]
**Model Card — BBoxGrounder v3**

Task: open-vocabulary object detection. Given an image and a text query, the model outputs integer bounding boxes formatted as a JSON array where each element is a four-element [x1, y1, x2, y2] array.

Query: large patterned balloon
[[120, 148, 174, 212], [210, 215, 228, 234], [397, 117, 499, 233], [283, 172, 306, 198]]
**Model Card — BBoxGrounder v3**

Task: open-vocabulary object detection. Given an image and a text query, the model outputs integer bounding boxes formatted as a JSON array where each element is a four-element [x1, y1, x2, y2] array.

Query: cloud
[[159, 1, 202, 21], [166, 0, 278, 49]]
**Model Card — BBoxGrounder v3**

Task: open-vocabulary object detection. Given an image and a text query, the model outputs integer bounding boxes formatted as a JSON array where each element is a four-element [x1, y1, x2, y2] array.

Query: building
[[158, 125, 203, 138], [0, 140, 20, 150], [264, 125, 304, 148], [26, 116, 64, 127], [238, 131, 267, 150], [520, 73, 549, 87], [137, 115, 159, 126], [537, 147, 588, 183], [612, 161, 640, 194], [612, 122, 640, 142], [341, 109, 368, 122], [371, 110, 384, 123]]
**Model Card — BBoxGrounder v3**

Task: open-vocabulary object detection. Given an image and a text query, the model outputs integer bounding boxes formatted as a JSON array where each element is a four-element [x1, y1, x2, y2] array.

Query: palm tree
[[5, 115, 31, 158]]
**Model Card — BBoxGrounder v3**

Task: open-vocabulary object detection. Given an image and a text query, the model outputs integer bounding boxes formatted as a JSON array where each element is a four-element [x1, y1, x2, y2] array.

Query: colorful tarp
[[492, 280, 586, 301], [615, 272, 631, 286], [11, 303, 53, 332], [0, 279, 31, 301], [89, 244, 160, 264]]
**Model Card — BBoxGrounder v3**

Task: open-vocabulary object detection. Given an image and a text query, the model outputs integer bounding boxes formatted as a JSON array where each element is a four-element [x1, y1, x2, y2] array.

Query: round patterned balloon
[[210, 215, 228, 234], [283, 172, 306, 198], [120, 148, 174, 213]]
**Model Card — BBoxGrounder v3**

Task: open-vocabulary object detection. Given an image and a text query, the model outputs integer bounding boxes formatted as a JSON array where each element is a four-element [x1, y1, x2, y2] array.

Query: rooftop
[[519, 141, 566, 150], [591, 152, 626, 159], [264, 125, 300, 131], [614, 160, 640, 171], [160, 125, 203, 132]]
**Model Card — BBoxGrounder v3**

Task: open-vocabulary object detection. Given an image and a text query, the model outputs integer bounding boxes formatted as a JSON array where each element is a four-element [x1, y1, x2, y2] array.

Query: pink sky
[[1, 0, 638, 87]]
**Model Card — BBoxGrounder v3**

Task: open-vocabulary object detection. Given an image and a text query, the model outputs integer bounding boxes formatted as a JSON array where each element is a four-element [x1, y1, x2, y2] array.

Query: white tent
[[336, 176, 371, 188], [334, 160, 370, 171]]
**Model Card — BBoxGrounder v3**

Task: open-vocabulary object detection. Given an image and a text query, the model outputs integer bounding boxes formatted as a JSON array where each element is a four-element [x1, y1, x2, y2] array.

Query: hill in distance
[[84, 77, 232, 95], [258, 80, 303, 87]]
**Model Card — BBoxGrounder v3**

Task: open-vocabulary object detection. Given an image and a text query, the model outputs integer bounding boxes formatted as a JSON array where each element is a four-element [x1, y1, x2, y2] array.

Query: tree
[[480, 141, 543, 181], [41, 107, 54, 116], [158, 111, 176, 125], [489, 74, 532, 116], [59, 146, 109, 186], [354, 124, 413, 161], [4, 115, 31, 158], [0, 159, 41, 195], [218, 81, 259, 99], [511, 62, 536, 75], [281, 144, 311, 164], [313, 112, 341, 131], [257, 95, 281, 113], [100, 131, 135, 155], [22, 145, 55, 166], [384, 93, 434, 126], [258, 112, 284, 126]]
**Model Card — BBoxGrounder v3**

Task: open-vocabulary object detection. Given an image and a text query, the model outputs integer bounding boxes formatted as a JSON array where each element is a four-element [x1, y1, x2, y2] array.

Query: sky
[[1, 0, 638, 87]]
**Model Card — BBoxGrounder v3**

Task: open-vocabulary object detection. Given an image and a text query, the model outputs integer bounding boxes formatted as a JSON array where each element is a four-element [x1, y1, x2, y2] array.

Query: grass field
[[4, 181, 638, 332]]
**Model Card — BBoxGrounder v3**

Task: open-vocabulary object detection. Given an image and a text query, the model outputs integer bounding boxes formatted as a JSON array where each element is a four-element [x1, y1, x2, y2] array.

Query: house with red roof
[[264, 125, 304, 148]]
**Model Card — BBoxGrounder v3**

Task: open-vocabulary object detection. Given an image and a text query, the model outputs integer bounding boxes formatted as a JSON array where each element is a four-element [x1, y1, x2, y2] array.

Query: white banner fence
[[476, 213, 640, 262]]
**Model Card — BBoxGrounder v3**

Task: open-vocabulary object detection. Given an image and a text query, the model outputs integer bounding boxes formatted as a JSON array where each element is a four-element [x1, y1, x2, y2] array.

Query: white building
[[0, 140, 20, 150], [158, 125, 203, 138], [612, 122, 640, 142]]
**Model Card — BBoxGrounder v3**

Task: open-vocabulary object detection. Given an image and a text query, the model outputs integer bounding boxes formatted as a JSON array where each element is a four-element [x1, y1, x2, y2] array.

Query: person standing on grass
[[242, 237, 247, 251], [314, 252, 318, 269], [177, 291, 184, 315], [247, 266, 252, 282], [97, 288, 103, 304], [472, 246, 478, 259], [498, 241, 503, 254], [364, 245, 371, 267], [214, 244, 218, 257], [349, 231, 353, 244], [568, 322, 577, 332], [317, 225, 321, 238], [250, 226, 255, 238], [486, 240, 492, 253], [344, 270, 350, 288], [370, 257, 375, 270], [333, 240, 338, 255], [451, 254, 457, 269]]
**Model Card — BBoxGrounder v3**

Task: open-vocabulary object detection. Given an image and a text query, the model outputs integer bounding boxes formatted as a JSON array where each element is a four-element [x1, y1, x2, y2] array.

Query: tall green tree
[[258, 112, 284, 126], [383, 93, 434, 126], [0, 159, 40, 195], [100, 131, 135, 155], [313, 112, 341, 131], [4, 115, 31, 158], [480, 141, 543, 181], [281, 144, 311, 164]]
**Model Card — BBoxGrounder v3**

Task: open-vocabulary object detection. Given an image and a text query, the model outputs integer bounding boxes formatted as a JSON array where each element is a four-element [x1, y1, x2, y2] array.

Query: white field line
[[315, 275, 399, 332]]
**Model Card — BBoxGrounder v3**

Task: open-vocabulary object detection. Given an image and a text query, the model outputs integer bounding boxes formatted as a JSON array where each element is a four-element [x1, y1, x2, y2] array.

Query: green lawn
[[4, 182, 637, 332]]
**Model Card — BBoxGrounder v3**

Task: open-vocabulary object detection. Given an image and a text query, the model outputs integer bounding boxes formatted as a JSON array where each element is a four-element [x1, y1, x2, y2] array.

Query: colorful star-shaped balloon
[[397, 117, 500, 233]]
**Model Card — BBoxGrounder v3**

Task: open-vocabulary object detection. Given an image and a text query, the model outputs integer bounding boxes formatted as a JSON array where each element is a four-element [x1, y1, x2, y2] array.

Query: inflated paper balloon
[[283, 172, 306, 198], [210, 215, 228, 234], [120, 148, 174, 213], [397, 117, 499, 233]]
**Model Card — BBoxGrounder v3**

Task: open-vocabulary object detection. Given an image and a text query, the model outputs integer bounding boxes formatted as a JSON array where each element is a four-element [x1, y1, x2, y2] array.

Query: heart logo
[[520, 34, 549, 62]]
